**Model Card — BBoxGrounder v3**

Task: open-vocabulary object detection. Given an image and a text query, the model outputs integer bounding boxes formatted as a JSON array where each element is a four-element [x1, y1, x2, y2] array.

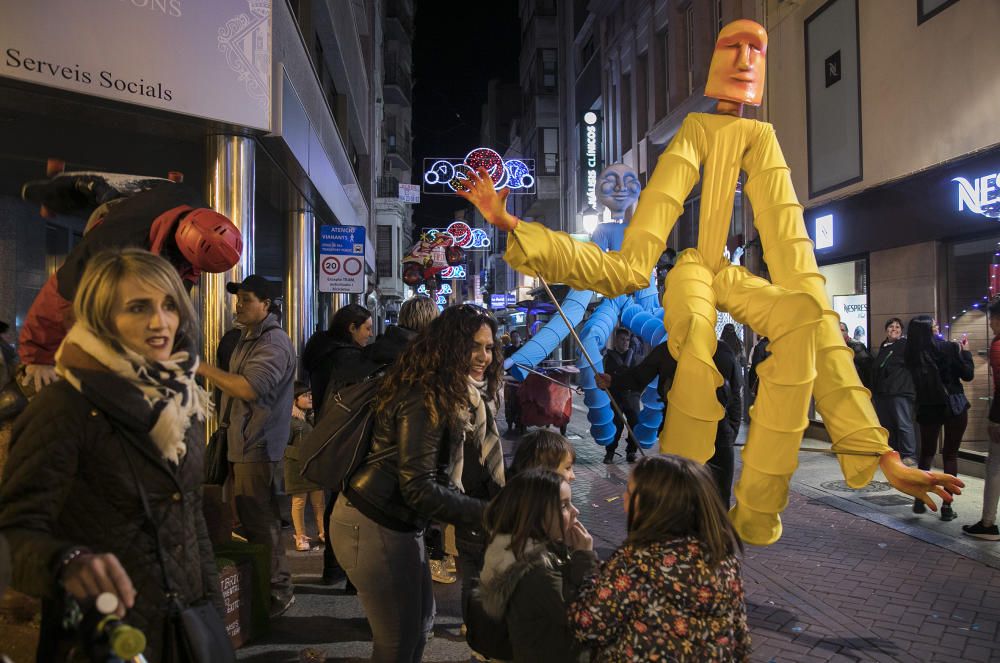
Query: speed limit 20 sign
[[319, 225, 366, 293]]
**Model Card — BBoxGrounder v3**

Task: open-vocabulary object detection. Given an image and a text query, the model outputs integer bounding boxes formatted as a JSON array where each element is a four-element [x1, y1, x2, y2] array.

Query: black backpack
[[299, 375, 383, 491]]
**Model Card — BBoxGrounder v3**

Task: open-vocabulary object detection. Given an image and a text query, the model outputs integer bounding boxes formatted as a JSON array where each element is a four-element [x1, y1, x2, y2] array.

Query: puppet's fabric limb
[[742, 123, 891, 491], [658, 249, 723, 462], [714, 265, 822, 546], [503, 117, 705, 297]]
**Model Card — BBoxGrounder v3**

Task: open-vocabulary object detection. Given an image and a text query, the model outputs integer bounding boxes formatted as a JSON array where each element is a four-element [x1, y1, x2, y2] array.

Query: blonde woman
[[0, 248, 227, 662]]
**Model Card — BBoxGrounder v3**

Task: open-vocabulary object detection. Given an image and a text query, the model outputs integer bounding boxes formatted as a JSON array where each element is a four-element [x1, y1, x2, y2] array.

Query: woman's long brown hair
[[485, 469, 565, 560], [375, 304, 502, 429], [626, 455, 743, 565]]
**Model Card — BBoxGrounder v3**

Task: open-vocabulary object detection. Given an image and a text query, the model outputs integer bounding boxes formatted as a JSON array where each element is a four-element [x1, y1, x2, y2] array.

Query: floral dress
[[569, 535, 749, 662]]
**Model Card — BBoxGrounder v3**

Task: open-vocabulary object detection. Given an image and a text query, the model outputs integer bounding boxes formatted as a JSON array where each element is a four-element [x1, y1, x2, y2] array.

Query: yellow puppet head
[[705, 19, 768, 107]]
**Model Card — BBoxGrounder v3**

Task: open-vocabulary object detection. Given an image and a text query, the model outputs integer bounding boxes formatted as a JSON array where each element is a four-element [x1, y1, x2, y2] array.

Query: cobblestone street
[[237, 402, 1000, 662]]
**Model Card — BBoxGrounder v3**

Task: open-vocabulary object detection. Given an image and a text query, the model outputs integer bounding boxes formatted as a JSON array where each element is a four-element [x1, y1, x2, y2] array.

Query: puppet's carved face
[[598, 164, 641, 217], [705, 19, 768, 106]]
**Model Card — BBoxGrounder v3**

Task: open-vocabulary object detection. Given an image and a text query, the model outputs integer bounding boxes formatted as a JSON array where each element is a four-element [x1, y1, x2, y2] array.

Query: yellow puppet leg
[[659, 248, 723, 462], [714, 265, 822, 545], [742, 125, 891, 490]]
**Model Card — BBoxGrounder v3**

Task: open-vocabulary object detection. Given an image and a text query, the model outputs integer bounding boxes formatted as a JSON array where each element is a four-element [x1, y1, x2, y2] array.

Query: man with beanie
[[198, 274, 296, 617]]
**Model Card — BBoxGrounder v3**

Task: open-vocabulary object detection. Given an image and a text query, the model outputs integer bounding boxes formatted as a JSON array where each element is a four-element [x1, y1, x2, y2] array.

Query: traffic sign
[[319, 225, 366, 293]]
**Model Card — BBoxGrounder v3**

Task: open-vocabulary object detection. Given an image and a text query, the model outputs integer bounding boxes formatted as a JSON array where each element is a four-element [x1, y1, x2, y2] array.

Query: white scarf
[[55, 324, 210, 464]]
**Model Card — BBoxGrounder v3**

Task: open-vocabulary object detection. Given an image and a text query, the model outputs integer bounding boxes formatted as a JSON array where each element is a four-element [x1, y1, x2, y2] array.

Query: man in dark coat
[[597, 340, 743, 506], [601, 328, 642, 464]]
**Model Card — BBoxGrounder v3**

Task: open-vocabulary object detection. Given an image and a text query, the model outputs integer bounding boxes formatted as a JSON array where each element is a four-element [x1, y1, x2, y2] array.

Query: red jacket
[[990, 336, 1000, 423], [19, 185, 203, 365]]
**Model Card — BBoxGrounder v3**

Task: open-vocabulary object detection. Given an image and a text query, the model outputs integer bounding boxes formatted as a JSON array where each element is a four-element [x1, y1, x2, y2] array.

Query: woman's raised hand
[[455, 167, 518, 231]]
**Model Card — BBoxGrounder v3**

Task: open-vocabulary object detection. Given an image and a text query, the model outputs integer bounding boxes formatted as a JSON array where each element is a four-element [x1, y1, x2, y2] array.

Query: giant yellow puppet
[[458, 19, 963, 546]]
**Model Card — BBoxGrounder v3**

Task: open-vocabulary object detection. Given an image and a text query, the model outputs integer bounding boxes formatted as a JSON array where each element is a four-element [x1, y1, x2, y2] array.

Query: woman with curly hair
[[331, 304, 504, 662]]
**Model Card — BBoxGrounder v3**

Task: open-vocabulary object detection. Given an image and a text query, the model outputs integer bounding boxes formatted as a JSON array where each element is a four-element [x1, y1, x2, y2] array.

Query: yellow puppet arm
[[503, 116, 706, 297]]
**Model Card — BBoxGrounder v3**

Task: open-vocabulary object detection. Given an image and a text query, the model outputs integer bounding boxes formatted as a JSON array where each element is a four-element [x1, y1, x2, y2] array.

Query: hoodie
[[477, 534, 597, 663]]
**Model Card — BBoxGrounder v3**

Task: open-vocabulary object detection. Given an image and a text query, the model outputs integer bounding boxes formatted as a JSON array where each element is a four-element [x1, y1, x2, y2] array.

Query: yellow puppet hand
[[879, 450, 964, 511], [455, 167, 518, 231]]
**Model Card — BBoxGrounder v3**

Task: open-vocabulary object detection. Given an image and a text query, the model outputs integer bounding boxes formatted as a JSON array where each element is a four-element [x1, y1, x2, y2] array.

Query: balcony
[[385, 132, 411, 168], [384, 62, 412, 105], [377, 175, 400, 199], [386, 0, 415, 43]]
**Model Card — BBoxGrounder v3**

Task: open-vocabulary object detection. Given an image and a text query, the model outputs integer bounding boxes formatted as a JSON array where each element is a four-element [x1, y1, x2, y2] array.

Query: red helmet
[[174, 208, 243, 273]]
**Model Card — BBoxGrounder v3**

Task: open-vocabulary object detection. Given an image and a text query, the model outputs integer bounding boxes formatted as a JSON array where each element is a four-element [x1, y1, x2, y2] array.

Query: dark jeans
[[231, 461, 292, 602], [873, 395, 917, 460], [918, 409, 968, 477], [331, 495, 434, 663], [707, 445, 734, 508], [608, 401, 640, 456]]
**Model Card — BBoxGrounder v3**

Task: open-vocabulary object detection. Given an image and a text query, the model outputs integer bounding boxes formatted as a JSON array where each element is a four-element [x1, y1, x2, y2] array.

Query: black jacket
[[344, 389, 487, 533], [613, 341, 743, 447], [910, 339, 974, 424], [0, 381, 223, 663], [602, 347, 641, 411], [748, 338, 770, 396], [362, 325, 417, 368], [871, 338, 915, 399], [847, 338, 874, 389], [303, 334, 364, 416]]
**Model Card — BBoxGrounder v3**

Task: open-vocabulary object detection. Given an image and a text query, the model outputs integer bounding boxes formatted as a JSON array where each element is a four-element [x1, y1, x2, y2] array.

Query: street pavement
[[238, 400, 1000, 662]]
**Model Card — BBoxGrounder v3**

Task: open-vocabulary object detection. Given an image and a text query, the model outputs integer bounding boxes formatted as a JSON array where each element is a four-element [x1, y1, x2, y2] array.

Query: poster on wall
[[0, 0, 271, 130], [833, 294, 869, 348]]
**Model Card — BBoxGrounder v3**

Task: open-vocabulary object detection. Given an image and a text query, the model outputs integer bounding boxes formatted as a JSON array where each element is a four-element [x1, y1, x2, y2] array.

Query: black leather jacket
[[344, 389, 486, 533]]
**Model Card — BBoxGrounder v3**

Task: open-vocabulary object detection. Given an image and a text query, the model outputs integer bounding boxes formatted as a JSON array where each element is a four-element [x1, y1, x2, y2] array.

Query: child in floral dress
[[569, 455, 750, 662]]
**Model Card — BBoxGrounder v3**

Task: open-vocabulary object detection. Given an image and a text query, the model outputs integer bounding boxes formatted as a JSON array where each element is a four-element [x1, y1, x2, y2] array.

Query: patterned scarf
[[55, 324, 209, 464], [449, 376, 506, 493]]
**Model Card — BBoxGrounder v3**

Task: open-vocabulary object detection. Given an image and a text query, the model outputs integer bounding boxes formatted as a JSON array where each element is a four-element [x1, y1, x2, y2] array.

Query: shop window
[[946, 237, 998, 456], [540, 49, 557, 93]]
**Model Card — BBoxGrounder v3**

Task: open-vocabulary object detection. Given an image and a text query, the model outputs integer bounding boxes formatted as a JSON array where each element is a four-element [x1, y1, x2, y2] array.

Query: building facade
[[0, 0, 391, 373]]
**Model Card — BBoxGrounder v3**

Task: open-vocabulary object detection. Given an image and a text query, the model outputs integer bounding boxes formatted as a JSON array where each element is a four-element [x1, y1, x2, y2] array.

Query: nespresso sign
[[953, 171, 1000, 219], [0, 0, 272, 130]]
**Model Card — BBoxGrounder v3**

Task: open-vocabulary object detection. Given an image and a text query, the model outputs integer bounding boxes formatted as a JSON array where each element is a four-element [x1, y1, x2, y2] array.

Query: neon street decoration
[[440, 265, 466, 279], [953, 171, 1000, 218], [425, 221, 491, 250], [417, 284, 453, 296], [423, 147, 535, 195]]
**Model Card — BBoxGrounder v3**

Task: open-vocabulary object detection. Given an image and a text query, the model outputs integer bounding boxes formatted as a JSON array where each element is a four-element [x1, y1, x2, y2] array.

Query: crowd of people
[[0, 243, 998, 663]]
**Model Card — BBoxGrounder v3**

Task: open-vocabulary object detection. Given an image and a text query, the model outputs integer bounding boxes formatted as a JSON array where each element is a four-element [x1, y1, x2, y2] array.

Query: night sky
[[410, 1, 520, 237]]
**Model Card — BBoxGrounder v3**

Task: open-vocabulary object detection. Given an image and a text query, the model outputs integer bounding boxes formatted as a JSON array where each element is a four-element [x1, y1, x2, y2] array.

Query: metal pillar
[[286, 206, 316, 367], [201, 134, 255, 428]]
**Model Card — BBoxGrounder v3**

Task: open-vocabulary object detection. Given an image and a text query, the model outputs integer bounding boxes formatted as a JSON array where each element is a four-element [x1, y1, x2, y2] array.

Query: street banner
[[399, 183, 421, 203], [319, 225, 366, 293]]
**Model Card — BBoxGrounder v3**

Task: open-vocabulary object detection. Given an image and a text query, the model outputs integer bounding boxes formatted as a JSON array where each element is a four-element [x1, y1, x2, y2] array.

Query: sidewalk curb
[[789, 481, 1000, 572]]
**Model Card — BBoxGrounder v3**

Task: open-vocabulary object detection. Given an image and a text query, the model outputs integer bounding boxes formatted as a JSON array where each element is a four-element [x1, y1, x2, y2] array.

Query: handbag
[[117, 434, 236, 663], [204, 397, 233, 485], [204, 333, 262, 485], [948, 392, 970, 417]]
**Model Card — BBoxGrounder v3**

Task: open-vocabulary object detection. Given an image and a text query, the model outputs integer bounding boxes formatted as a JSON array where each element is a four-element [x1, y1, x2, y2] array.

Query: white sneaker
[[429, 559, 456, 584]]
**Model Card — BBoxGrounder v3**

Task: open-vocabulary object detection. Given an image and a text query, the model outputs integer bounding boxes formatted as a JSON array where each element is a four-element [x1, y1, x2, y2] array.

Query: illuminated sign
[[579, 111, 602, 215], [440, 265, 466, 280], [417, 284, 452, 296], [489, 293, 517, 310], [425, 221, 491, 250], [815, 214, 834, 249], [953, 171, 1000, 218], [422, 147, 535, 195]]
